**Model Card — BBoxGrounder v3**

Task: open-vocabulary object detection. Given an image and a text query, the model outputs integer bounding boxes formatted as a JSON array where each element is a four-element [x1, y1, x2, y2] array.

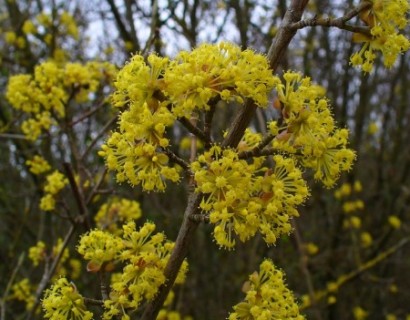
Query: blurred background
[[0, 0, 409, 319]]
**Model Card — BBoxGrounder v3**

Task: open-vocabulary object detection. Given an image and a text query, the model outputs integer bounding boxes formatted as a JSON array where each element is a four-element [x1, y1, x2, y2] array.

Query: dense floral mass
[[76, 221, 188, 320], [99, 44, 355, 249], [350, 0, 410, 72], [272, 71, 356, 188], [192, 147, 309, 248], [3, 0, 410, 318], [99, 42, 278, 192], [6, 61, 116, 140], [229, 259, 304, 320]]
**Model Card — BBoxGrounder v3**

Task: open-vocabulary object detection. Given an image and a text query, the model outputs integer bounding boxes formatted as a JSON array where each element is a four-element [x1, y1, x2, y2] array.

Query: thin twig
[[291, 220, 322, 320], [80, 116, 117, 161], [238, 133, 276, 159], [63, 163, 91, 229], [162, 148, 190, 172], [69, 101, 107, 126], [27, 225, 76, 320], [178, 117, 210, 145], [189, 213, 209, 223], [1, 253, 25, 320], [302, 237, 410, 309], [83, 297, 104, 306], [289, 1, 372, 36], [86, 168, 108, 205]]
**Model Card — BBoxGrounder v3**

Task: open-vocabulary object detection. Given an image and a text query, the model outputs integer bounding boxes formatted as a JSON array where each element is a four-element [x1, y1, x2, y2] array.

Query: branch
[[140, 192, 202, 320], [162, 148, 191, 172], [238, 133, 276, 159], [27, 225, 76, 319], [1, 253, 25, 320], [302, 237, 410, 310], [178, 116, 210, 145], [80, 115, 117, 161], [267, 0, 310, 71], [63, 163, 91, 229], [289, 1, 372, 36], [223, 0, 309, 149]]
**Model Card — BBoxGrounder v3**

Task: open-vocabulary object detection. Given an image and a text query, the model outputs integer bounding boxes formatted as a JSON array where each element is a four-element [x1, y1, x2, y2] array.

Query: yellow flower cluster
[[334, 181, 362, 199], [39, 170, 69, 211], [26, 155, 51, 175], [273, 71, 356, 188], [229, 260, 304, 320], [22, 11, 79, 58], [158, 290, 193, 320], [94, 198, 142, 234], [10, 278, 36, 311], [28, 241, 46, 266], [192, 146, 308, 248], [102, 221, 188, 319], [350, 0, 410, 72], [101, 42, 277, 191], [76, 221, 188, 319], [164, 42, 278, 117], [4, 31, 26, 48], [353, 306, 369, 320], [6, 61, 116, 140], [42, 277, 93, 320], [100, 55, 179, 192], [77, 229, 123, 272]]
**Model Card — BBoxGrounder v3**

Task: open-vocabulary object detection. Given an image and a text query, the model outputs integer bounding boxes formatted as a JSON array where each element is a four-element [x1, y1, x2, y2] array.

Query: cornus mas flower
[[77, 229, 123, 271], [101, 43, 278, 191], [192, 146, 257, 210], [39, 170, 69, 211], [272, 71, 355, 188], [229, 259, 304, 320], [6, 61, 116, 140], [42, 277, 93, 320], [111, 54, 168, 109], [26, 155, 51, 175], [102, 221, 188, 319], [350, 0, 410, 72], [164, 42, 279, 117], [10, 279, 36, 311], [99, 138, 180, 192], [192, 147, 308, 248], [94, 198, 142, 234]]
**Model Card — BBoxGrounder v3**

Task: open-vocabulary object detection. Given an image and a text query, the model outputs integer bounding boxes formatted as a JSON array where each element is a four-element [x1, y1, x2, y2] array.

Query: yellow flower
[[22, 20, 37, 34], [165, 42, 278, 117], [95, 198, 142, 234], [99, 140, 180, 192], [28, 241, 46, 266], [353, 180, 363, 192], [44, 170, 68, 195], [351, 0, 410, 72], [10, 279, 36, 311], [102, 221, 188, 319], [5, 31, 17, 44], [360, 232, 373, 248], [77, 230, 123, 271], [305, 242, 319, 255], [388, 215, 401, 229], [353, 306, 368, 320], [42, 278, 93, 320], [26, 155, 51, 175], [193, 148, 308, 248], [229, 259, 304, 320], [335, 183, 352, 199]]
